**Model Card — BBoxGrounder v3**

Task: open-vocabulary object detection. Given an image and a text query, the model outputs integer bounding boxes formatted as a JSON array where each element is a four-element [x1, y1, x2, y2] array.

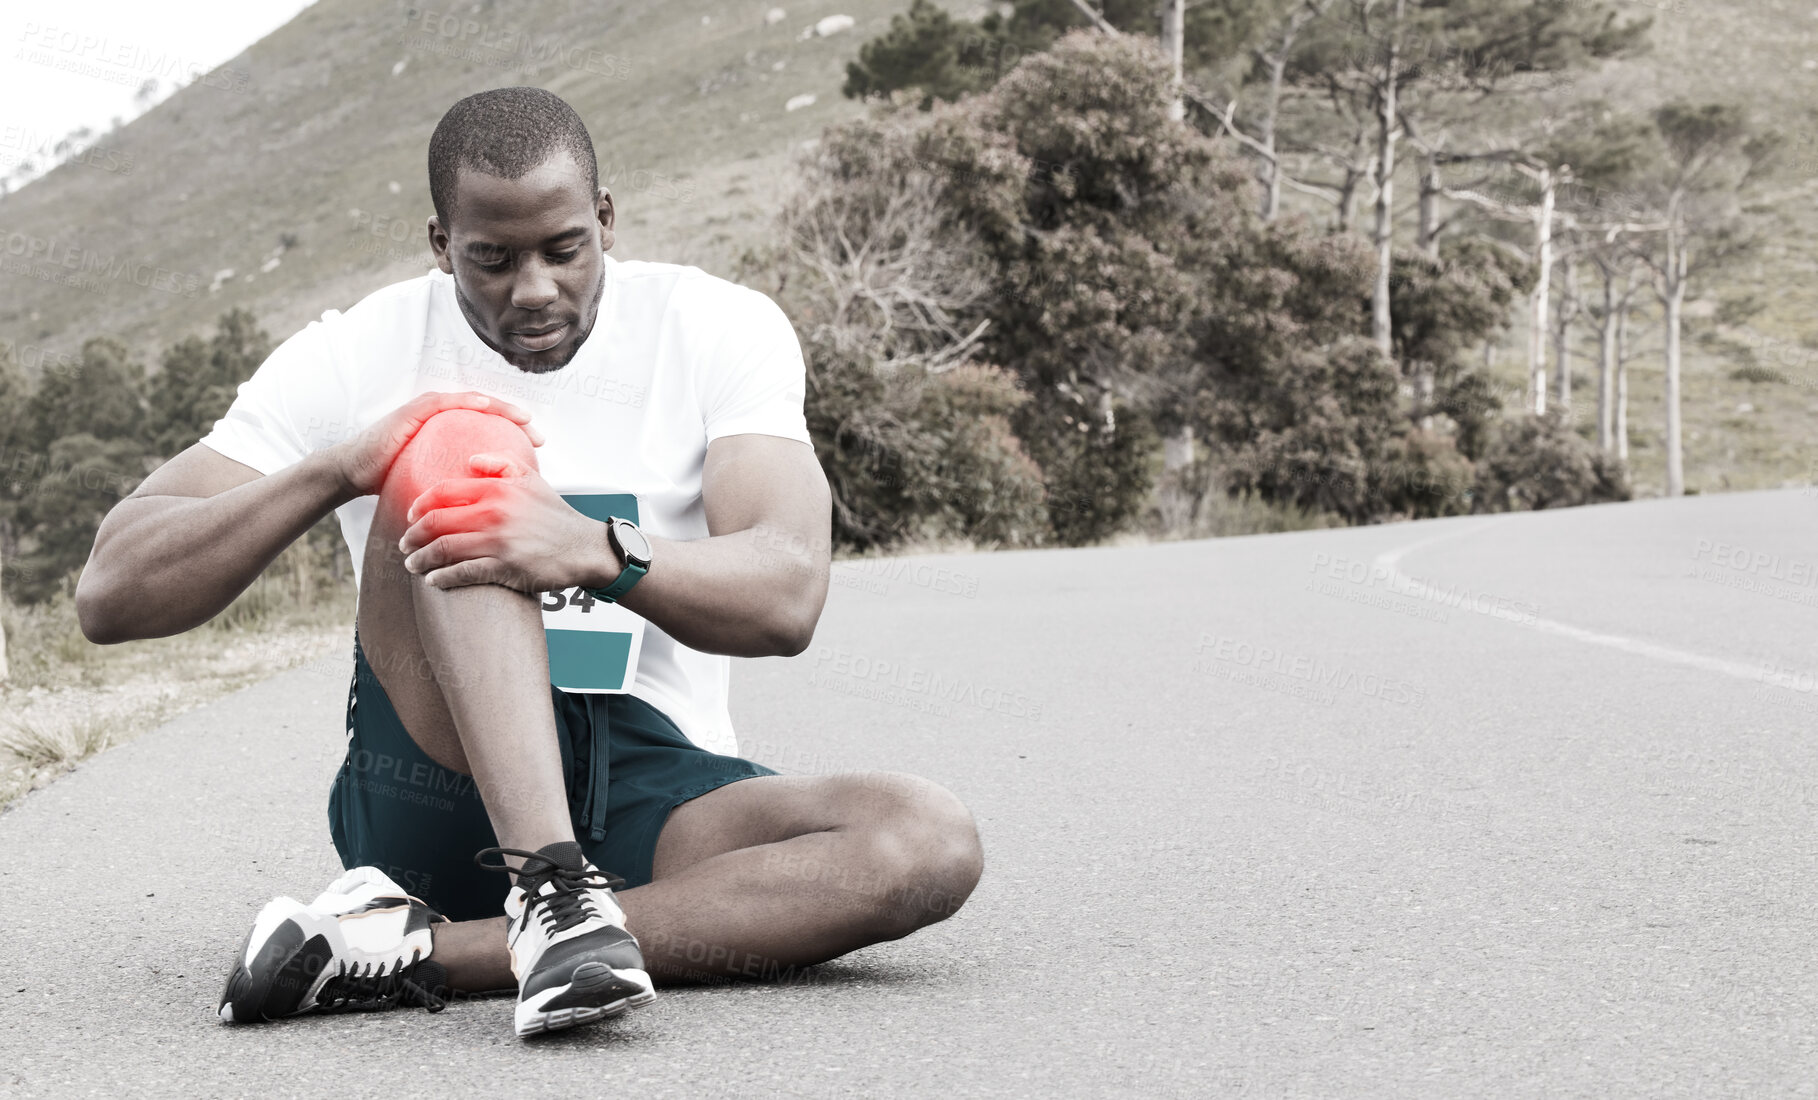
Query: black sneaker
[[219, 866, 450, 1023], [477, 842, 656, 1037]]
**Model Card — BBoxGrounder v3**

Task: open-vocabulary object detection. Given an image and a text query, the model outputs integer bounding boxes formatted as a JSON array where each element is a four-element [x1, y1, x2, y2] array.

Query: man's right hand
[[330, 391, 545, 498]]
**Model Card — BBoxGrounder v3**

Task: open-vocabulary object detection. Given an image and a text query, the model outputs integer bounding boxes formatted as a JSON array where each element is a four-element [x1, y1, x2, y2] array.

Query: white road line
[[1372, 520, 1769, 684]]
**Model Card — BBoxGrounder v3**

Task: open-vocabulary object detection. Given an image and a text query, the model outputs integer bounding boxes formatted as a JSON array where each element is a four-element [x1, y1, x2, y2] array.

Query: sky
[[2, 0, 317, 176]]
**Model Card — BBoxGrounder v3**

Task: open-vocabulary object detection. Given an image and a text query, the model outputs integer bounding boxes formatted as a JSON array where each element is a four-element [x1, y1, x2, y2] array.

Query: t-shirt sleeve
[[197, 313, 354, 475], [696, 283, 811, 446]]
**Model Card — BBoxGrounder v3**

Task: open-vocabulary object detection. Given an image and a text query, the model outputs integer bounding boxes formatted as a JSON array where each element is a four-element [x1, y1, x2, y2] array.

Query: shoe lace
[[475, 847, 627, 937], [316, 955, 448, 1014]]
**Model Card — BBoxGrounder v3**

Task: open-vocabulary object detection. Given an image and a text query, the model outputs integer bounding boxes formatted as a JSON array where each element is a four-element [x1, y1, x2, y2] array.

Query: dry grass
[[0, 573, 355, 812], [0, 713, 113, 769]]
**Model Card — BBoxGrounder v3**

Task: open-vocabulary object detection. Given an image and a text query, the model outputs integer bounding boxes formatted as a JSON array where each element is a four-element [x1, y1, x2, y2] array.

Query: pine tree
[[1631, 102, 1775, 496]]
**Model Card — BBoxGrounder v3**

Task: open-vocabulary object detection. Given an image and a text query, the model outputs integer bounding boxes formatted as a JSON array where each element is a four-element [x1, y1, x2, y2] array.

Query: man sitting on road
[[76, 87, 983, 1038]]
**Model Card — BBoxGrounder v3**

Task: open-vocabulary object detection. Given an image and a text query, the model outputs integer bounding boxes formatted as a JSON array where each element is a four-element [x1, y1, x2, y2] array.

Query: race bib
[[543, 492, 645, 693]]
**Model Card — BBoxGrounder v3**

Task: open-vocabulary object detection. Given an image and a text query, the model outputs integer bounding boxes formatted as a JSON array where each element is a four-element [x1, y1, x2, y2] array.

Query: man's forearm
[[78, 450, 353, 643], [581, 526, 828, 660], [394, 433, 832, 659]]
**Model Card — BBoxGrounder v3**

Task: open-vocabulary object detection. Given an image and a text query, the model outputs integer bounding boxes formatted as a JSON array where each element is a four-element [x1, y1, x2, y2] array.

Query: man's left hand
[[398, 454, 609, 594]]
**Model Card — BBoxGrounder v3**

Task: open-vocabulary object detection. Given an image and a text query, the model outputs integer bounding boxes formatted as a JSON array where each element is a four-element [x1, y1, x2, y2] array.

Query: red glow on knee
[[383, 408, 536, 505]]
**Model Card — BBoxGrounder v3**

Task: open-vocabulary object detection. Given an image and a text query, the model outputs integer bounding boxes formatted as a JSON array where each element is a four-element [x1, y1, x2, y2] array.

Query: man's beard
[[454, 269, 606, 374]]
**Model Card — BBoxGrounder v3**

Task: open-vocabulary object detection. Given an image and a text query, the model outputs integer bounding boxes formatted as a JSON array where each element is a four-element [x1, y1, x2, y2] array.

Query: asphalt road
[[4, 490, 1815, 1098]]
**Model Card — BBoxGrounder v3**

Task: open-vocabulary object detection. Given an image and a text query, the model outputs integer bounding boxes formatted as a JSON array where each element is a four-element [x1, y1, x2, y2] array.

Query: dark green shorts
[[327, 635, 774, 922]]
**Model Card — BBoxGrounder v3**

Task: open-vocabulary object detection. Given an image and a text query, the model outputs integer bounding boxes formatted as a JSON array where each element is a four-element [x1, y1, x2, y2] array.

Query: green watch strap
[[591, 559, 645, 604], [590, 517, 650, 604]]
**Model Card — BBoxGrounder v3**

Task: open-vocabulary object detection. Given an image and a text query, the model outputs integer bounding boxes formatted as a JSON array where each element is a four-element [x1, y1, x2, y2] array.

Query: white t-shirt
[[199, 255, 811, 757]]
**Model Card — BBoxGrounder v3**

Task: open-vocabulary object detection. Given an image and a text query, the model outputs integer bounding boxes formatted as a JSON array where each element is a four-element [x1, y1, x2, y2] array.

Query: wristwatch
[[589, 516, 650, 604]]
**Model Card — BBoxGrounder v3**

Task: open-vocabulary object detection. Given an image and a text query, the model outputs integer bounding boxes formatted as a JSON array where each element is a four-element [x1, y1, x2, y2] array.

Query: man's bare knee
[[380, 407, 537, 513], [847, 774, 984, 938]]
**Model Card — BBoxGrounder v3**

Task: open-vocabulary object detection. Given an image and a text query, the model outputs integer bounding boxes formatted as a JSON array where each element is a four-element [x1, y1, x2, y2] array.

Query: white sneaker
[[478, 841, 656, 1037], [218, 866, 449, 1023]]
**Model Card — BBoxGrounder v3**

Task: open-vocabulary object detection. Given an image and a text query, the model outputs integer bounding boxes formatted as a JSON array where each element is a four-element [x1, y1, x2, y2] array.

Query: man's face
[[428, 154, 614, 373]]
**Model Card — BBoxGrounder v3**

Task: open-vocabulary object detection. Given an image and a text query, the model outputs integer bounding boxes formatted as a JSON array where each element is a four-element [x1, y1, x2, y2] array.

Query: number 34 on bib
[[542, 492, 646, 693]]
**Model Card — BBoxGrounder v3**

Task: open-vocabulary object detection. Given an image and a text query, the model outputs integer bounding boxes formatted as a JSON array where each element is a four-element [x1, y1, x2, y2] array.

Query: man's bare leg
[[432, 772, 986, 990], [356, 410, 985, 993], [356, 408, 573, 856]]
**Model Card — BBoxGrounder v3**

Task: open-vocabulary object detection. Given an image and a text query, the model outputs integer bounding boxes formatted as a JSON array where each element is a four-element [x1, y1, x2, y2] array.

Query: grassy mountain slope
[[0, 0, 909, 359], [1, 0, 1814, 498]]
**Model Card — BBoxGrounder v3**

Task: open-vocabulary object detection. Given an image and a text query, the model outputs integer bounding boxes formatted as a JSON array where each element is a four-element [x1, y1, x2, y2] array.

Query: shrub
[[1014, 389, 1159, 545], [808, 356, 1050, 549], [1371, 429, 1476, 518], [1195, 225, 1406, 524], [1474, 411, 1631, 512]]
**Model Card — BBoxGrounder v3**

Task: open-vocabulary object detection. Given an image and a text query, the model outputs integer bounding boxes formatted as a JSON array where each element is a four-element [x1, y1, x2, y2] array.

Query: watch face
[[612, 518, 652, 565]]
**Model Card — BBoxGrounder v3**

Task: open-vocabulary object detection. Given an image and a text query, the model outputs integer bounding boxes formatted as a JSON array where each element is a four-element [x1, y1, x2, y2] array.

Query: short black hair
[[428, 87, 598, 224]]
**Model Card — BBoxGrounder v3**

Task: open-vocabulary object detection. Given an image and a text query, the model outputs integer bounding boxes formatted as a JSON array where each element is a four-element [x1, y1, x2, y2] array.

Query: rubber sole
[[219, 908, 337, 1023], [514, 964, 657, 1037]]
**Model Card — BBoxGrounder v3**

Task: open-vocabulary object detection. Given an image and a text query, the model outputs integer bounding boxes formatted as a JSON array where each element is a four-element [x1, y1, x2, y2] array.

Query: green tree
[[1010, 0, 1270, 69], [148, 308, 272, 456], [12, 338, 147, 601], [1390, 236, 1529, 456], [20, 337, 146, 455], [0, 344, 31, 545], [1198, 226, 1409, 521], [1285, 0, 1649, 358], [843, 0, 1012, 108], [0, 342, 27, 457], [773, 108, 1050, 549], [845, 0, 1278, 110], [0, 343, 27, 678], [1547, 112, 1661, 455], [10, 432, 148, 602], [957, 31, 1252, 536], [814, 19, 1624, 539]]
